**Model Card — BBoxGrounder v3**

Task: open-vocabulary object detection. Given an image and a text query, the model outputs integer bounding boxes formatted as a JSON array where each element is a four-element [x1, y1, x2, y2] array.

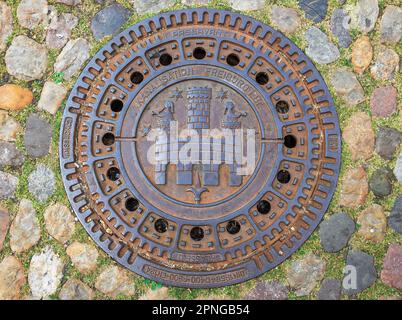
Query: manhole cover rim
[[60, 8, 341, 288]]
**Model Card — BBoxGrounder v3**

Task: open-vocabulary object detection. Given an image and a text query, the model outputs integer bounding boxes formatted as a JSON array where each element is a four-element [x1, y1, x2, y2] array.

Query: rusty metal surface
[[60, 9, 341, 288]]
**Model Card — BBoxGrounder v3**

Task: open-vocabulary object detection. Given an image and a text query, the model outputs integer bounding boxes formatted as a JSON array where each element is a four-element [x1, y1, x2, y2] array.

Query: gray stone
[[24, 114, 52, 158], [28, 165, 55, 203], [55, 0, 81, 5], [394, 153, 402, 183], [389, 194, 402, 234], [330, 69, 365, 106], [44, 203, 75, 244], [28, 247, 64, 299], [0, 171, 18, 200], [375, 127, 401, 160], [299, 0, 328, 23], [0, 141, 24, 169], [131, 0, 175, 14], [286, 254, 326, 296], [5, 36, 48, 81], [319, 213, 355, 253], [46, 13, 78, 49], [343, 250, 376, 295], [380, 5, 402, 44], [305, 27, 340, 65], [0, 256, 26, 300], [0, 207, 9, 250], [0, 2, 13, 53], [230, 0, 264, 11], [270, 6, 301, 34], [91, 4, 131, 41], [17, 0, 48, 29], [59, 279, 94, 300], [54, 38, 90, 80], [245, 280, 288, 300], [351, 0, 379, 33], [369, 167, 394, 198], [182, 0, 211, 5], [317, 278, 341, 300], [37, 81, 67, 115], [330, 9, 352, 48], [9, 199, 40, 253]]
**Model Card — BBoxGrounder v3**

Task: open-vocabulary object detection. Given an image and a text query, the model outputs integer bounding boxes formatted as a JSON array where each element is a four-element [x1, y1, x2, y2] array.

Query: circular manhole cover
[[60, 9, 341, 288]]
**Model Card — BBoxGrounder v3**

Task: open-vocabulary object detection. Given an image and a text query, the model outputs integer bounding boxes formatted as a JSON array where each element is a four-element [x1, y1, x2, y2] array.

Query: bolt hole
[[257, 200, 271, 214], [275, 100, 289, 114], [193, 47, 207, 60], [130, 71, 144, 84], [102, 132, 115, 146], [155, 219, 168, 233], [107, 167, 120, 181], [190, 226, 204, 241], [256, 72, 269, 85], [125, 197, 139, 212], [226, 53, 240, 66], [159, 53, 173, 66], [110, 99, 123, 113], [284, 135, 297, 148], [226, 220, 241, 234], [277, 170, 291, 184]]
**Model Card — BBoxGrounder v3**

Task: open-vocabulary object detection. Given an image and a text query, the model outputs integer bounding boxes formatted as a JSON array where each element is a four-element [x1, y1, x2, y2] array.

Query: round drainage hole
[[159, 53, 173, 66], [226, 220, 241, 234], [125, 197, 139, 212], [102, 132, 115, 146], [257, 200, 271, 214], [277, 170, 291, 184], [284, 135, 297, 148], [256, 72, 269, 85], [155, 219, 168, 233], [107, 167, 120, 181], [110, 99, 123, 112], [130, 71, 144, 84], [275, 100, 289, 114], [190, 227, 204, 241], [226, 53, 240, 66], [193, 47, 207, 59]]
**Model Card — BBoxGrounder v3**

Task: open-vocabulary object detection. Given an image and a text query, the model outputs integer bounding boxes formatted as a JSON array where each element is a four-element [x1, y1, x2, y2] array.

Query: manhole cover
[[60, 9, 341, 288]]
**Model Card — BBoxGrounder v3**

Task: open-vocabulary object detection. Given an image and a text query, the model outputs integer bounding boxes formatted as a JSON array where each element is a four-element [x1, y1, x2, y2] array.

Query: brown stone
[[44, 203, 75, 244], [59, 279, 94, 300], [343, 112, 374, 161], [0, 2, 13, 53], [339, 167, 369, 208], [0, 84, 33, 111], [0, 111, 20, 142], [0, 256, 26, 300], [357, 204, 387, 242], [370, 86, 397, 118], [95, 265, 135, 298], [380, 244, 402, 290], [66, 242, 98, 274], [9, 199, 40, 253], [0, 206, 9, 250], [370, 47, 399, 81], [352, 36, 373, 74]]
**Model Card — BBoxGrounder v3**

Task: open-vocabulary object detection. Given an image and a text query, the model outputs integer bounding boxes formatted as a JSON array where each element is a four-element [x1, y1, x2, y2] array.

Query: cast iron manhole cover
[[60, 9, 341, 288]]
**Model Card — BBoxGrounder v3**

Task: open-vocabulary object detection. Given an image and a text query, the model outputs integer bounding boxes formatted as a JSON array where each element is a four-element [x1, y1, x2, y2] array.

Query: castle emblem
[[152, 86, 248, 203]]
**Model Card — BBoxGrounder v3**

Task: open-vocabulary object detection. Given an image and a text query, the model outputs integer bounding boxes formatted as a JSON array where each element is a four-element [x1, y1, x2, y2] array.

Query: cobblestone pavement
[[0, 0, 401, 300]]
